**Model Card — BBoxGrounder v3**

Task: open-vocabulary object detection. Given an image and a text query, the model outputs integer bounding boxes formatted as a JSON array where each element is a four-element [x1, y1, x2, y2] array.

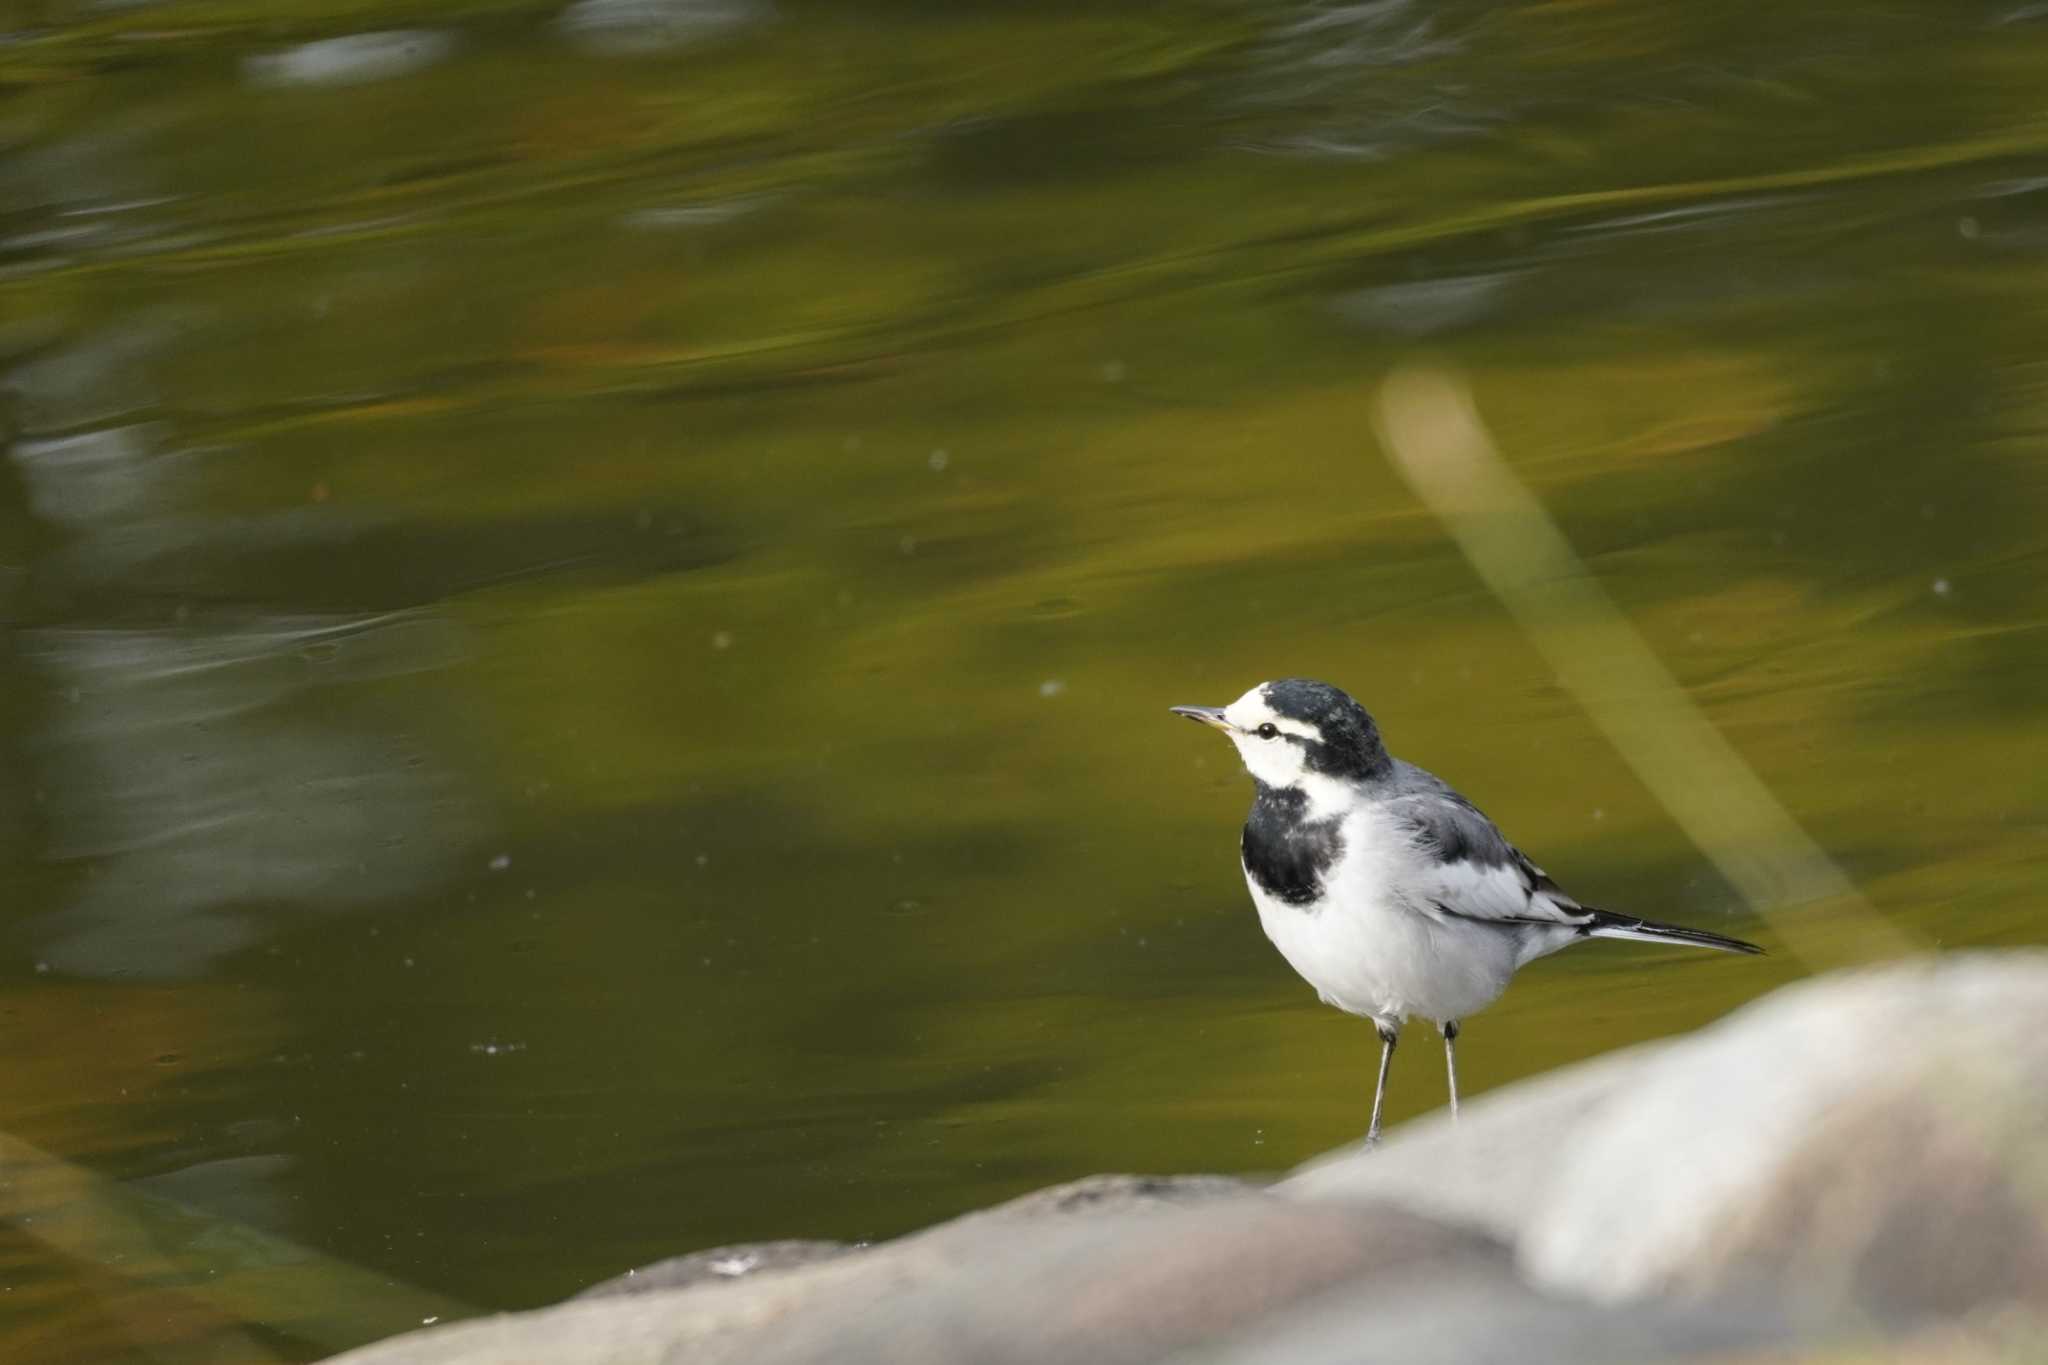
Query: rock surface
[[328, 1178, 1508, 1365], [1189, 1268, 1788, 1365], [325, 952, 2048, 1364], [1284, 952, 2048, 1323], [567, 1176, 1260, 1302], [573, 1240, 856, 1300]]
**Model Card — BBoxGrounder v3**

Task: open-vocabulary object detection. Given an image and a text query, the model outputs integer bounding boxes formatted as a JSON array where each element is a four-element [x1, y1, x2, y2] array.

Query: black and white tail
[[1583, 909, 1763, 955]]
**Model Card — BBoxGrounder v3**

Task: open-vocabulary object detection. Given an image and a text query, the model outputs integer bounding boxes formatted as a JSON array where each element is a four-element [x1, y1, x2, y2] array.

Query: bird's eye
[[1256, 723, 1279, 740]]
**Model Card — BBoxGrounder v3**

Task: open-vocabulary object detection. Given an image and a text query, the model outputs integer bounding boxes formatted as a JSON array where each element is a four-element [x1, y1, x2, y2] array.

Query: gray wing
[[1380, 762, 1594, 931]]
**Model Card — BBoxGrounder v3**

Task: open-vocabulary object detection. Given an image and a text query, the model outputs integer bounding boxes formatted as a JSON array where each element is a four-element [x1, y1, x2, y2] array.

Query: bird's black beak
[[1170, 705, 1231, 731]]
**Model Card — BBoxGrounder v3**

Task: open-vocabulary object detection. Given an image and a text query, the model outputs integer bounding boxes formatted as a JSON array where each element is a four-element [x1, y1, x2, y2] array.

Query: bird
[[1171, 677, 1761, 1144]]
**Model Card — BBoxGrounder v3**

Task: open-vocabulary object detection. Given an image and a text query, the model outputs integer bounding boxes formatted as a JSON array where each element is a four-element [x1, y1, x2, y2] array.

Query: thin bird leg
[[1442, 1019, 1461, 1121], [1367, 1022, 1399, 1145]]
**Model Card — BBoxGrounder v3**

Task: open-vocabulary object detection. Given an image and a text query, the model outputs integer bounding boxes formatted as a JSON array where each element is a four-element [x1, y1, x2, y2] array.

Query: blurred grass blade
[[1373, 364, 1918, 967], [0, 1130, 473, 1355]]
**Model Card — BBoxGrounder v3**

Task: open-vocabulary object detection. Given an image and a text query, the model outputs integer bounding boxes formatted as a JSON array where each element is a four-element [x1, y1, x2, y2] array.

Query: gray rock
[[325, 1178, 1507, 1365], [1527, 953, 2048, 1320], [574, 1241, 855, 1299], [568, 1174, 1256, 1302], [1284, 951, 2048, 1324], [1190, 1267, 1790, 1365], [953, 1171, 1261, 1220]]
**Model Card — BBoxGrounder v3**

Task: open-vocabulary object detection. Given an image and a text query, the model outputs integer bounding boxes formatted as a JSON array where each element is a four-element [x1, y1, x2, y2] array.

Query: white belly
[[1244, 808, 1520, 1027]]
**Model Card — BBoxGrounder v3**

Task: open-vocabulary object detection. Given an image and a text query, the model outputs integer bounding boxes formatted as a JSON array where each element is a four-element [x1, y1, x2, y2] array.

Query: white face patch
[[1219, 682, 1323, 789]]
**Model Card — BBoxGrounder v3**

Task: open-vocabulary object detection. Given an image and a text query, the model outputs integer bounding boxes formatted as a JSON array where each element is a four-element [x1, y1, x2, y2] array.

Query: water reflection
[[244, 32, 459, 91], [1238, 0, 1481, 160], [558, 0, 771, 56], [4, 0, 2048, 1360], [24, 614, 478, 978], [10, 312, 482, 981]]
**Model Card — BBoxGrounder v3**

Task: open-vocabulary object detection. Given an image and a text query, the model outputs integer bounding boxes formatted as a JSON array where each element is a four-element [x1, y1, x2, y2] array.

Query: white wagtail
[[1172, 678, 1762, 1143]]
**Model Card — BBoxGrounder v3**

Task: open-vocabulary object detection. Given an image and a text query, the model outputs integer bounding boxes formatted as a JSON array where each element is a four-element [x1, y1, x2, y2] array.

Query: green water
[[4, 1, 2046, 1358]]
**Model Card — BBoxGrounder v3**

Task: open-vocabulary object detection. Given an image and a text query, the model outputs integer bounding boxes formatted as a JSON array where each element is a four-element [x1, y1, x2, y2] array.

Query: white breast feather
[[1245, 806, 1553, 1026]]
